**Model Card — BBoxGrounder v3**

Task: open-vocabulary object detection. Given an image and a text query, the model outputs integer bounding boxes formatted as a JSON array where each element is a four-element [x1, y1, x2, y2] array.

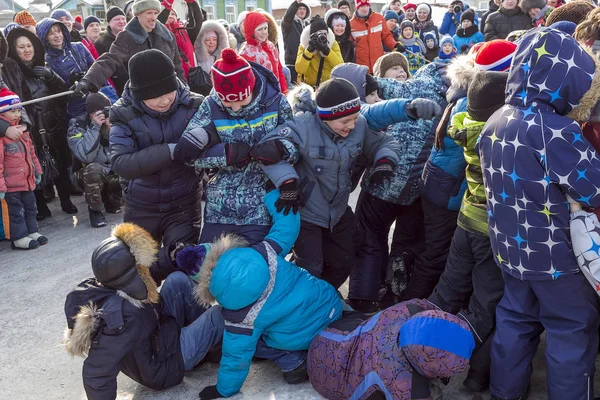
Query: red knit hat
[[403, 3, 417, 10], [0, 87, 21, 111], [211, 48, 256, 103], [356, 0, 370, 7], [474, 40, 517, 72], [243, 11, 268, 38], [74, 15, 83, 23]]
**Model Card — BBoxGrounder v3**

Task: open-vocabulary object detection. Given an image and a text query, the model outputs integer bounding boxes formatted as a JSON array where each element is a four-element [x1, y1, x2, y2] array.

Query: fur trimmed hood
[[300, 24, 336, 54], [64, 300, 101, 357], [288, 83, 316, 114], [446, 54, 477, 102], [264, 11, 279, 45], [194, 20, 230, 73], [567, 45, 600, 123], [194, 234, 248, 307]]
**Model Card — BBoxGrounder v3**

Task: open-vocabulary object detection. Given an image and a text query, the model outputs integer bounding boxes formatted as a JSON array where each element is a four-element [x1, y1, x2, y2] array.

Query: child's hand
[[5, 125, 25, 140], [0, 192, 4, 200], [369, 158, 395, 185]]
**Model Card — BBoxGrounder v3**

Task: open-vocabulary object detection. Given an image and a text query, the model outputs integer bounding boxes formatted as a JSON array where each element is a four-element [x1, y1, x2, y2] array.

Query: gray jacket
[[261, 89, 401, 229], [67, 115, 111, 170]]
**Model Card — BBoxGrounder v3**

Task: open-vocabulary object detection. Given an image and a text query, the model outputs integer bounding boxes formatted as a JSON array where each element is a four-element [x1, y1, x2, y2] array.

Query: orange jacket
[[350, 11, 398, 73]]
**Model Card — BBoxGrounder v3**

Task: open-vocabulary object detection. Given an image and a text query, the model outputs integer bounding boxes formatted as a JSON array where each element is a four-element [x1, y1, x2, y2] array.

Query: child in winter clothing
[[521, 0, 553, 27], [423, 31, 439, 62], [177, 48, 292, 245], [428, 70, 508, 393], [374, 51, 411, 81], [326, 8, 355, 63], [176, 189, 344, 399], [436, 35, 457, 61], [239, 11, 288, 93], [399, 19, 426, 74], [64, 223, 224, 400], [307, 299, 475, 400], [254, 78, 402, 288], [453, 9, 484, 54], [0, 88, 45, 250], [478, 28, 600, 400]]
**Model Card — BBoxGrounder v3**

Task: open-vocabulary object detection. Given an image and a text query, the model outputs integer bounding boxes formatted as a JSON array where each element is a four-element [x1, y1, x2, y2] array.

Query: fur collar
[[447, 55, 477, 92], [567, 46, 600, 122], [300, 25, 336, 55], [194, 20, 230, 73], [125, 17, 173, 45], [194, 234, 248, 307]]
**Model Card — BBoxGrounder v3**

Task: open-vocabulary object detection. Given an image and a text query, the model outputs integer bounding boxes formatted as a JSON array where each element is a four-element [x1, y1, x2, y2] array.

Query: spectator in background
[[423, 31, 440, 61], [189, 20, 229, 95], [453, 9, 484, 54], [403, 3, 417, 21], [382, 0, 405, 20], [94, 7, 128, 95], [547, 0, 564, 8], [230, 11, 247, 50], [326, 7, 355, 62], [484, 0, 532, 41], [73, 15, 83, 31], [81, 16, 101, 59], [521, 0, 553, 27], [414, 3, 440, 40], [337, 0, 353, 18], [13, 11, 36, 34], [50, 9, 81, 42], [545, 0, 594, 26], [384, 10, 400, 41], [217, 19, 238, 49], [480, 0, 501, 33], [123, 0, 135, 21], [441, 0, 477, 36], [282, 0, 311, 84], [159, 0, 203, 80], [351, 0, 404, 73], [398, 20, 426, 75]]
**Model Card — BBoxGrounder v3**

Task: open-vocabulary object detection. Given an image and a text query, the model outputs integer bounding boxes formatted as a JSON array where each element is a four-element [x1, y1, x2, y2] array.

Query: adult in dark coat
[[480, 0, 501, 33], [109, 49, 203, 283], [326, 7, 355, 63], [74, 0, 185, 97], [7, 26, 77, 216], [484, 0, 532, 41], [282, 0, 311, 83], [63, 223, 224, 400], [94, 6, 129, 95]]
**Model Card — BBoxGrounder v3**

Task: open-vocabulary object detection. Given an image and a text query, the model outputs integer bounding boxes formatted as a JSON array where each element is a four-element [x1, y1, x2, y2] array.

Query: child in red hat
[[239, 11, 288, 94]]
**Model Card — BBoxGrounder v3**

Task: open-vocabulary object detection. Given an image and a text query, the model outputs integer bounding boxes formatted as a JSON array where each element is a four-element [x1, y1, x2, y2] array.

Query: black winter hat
[[365, 74, 379, 96], [310, 16, 328, 34], [86, 92, 111, 114], [106, 6, 125, 22], [338, 0, 351, 8], [467, 71, 508, 122], [519, 0, 546, 13], [316, 77, 361, 121], [128, 49, 178, 100], [460, 9, 475, 24]]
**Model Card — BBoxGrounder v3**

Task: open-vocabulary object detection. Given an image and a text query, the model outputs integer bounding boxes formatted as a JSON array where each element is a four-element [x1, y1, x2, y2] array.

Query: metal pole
[[0, 90, 75, 114]]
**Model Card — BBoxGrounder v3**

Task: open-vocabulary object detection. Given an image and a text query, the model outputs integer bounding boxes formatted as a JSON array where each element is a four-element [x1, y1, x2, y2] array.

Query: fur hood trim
[[447, 55, 477, 91], [63, 302, 100, 357], [264, 11, 279, 45], [300, 25, 336, 54], [567, 46, 600, 122], [194, 20, 230, 73], [288, 83, 316, 114], [194, 234, 248, 307]]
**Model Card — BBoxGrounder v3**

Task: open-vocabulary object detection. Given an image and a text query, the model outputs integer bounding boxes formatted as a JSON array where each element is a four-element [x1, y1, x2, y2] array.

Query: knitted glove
[[250, 140, 287, 166], [199, 385, 223, 400], [0, 192, 4, 200], [275, 179, 299, 215], [225, 142, 252, 168], [32, 66, 53, 80], [173, 127, 220, 163], [394, 43, 406, 53], [176, 244, 210, 279], [161, 0, 174, 10], [35, 174, 42, 185], [406, 99, 443, 120], [369, 158, 395, 185]]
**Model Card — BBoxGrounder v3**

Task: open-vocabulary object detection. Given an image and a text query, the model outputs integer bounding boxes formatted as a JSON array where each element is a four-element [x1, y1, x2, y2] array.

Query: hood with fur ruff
[[194, 20, 230, 73], [446, 54, 477, 103]]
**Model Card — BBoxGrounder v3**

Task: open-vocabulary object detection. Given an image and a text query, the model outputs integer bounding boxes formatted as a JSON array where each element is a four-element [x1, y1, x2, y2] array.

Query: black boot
[[36, 202, 52, 220], [89, 208, 107, 228], [346, 298, 379, 315], [61, 199, 78, 214], [283, 360, 308, 384]]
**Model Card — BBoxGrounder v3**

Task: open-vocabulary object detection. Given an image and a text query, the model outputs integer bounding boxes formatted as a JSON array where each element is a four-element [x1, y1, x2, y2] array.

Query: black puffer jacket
[[480, 0, 500, 33], [484, 7, 532, 41], [282, 1, 311, 66]]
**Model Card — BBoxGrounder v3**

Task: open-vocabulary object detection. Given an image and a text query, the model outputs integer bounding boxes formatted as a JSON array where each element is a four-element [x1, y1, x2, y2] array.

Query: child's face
[[402, 27, 413, 39], [405, 8, 416, 20], [383, 65, 408, 82], [426, 38, 435, 49], [333, 23, 345, 36], [1, 108, 21, 123], [325, 112, 359, 137], [386, 19, 397, 31], [442, 43, 454, 55], [528, 7, 541, 18], [254, 24, 269, 43], [365, 91, 381, 104], [143, 91, 177, 113], [461, 19, 472, 29]]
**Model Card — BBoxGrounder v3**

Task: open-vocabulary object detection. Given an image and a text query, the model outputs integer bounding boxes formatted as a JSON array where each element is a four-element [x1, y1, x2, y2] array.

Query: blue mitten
[[35, 174, 42, 185], [176, 244, 211, 279], [0, 192, 4, 200]]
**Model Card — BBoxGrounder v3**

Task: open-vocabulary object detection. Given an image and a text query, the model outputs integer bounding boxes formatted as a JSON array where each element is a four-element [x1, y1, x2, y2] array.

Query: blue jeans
[[160, 272, 225, 370], [254, 339, 307, 373]]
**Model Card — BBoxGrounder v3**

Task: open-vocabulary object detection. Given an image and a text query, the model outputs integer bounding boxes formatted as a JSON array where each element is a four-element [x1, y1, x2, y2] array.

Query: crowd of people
[[3, 0, 600, 398]]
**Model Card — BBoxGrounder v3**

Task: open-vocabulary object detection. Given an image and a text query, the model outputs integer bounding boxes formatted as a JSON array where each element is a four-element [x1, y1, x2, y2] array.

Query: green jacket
[[447, 112, 488, 236]]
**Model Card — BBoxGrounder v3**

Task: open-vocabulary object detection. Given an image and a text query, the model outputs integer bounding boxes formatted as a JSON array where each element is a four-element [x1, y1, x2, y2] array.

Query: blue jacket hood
[[37, 18, 71, 51], [330, 62, 370, 101], [507, 27, 600, 120]]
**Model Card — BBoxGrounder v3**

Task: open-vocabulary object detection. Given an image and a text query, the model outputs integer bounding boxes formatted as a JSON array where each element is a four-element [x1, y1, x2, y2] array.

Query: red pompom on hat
[[75, 15, 83, 23], [474, 40, 517, 72], [211, 48, 256, 103], [243, 11, 268, 37], [356, 0, 371, 7], [403, 3, 417, 10]]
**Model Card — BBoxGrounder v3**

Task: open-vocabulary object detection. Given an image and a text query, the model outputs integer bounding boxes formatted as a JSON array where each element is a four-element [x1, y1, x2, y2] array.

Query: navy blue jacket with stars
[[478, 27, 600, 281]]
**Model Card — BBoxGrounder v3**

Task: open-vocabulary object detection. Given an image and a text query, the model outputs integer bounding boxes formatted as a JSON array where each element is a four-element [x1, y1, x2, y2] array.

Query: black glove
[[70, 79, 90, 98], [320, 45, 330, 56], [369, 158, 395, 185], [275, 179, 299, 215], [406, 99, 443, 120], [199, 385, 223, 400], [173, 127, 221, 163], [308, 36, 320, 53], [224, 142, 252, 168], [394, 43, 406, 53], [32, 66, 53, 80], [250, 140, 287, 165]]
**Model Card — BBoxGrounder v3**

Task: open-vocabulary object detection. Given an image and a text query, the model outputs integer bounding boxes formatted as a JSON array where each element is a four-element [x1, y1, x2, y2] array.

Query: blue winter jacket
[[37, 18, 94, 118], [479, 28, 600, 280], [260, 86, 401, 230], [197, 190, 343, 396], [185, 63, 292, 226], [453, 30, 485, 54], [440, 6, 479, 36], [109, 80, 203, 212]]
